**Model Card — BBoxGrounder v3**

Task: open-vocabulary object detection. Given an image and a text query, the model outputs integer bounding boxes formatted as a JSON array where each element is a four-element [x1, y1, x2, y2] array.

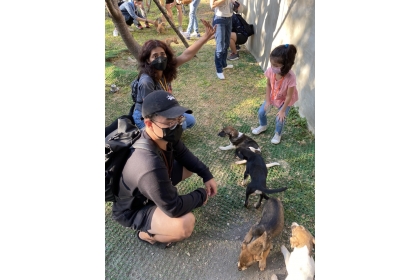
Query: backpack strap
[[132, 138, 162, 159]]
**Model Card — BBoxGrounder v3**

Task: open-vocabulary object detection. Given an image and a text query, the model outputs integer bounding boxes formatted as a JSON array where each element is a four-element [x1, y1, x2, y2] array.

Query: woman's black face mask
[[150, 56, 167, 71]]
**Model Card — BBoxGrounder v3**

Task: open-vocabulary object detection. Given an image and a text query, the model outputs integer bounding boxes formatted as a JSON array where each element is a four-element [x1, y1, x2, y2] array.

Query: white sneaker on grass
[[251, 125, 267, 135], [181, 31, 190, 39], [191, 31, 201, 38], [271, 132, 281, 144], [216, 72, 225, 79]]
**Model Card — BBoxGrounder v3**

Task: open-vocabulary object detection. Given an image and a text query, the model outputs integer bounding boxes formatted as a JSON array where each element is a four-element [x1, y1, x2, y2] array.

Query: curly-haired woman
[[130, 19, 216, 130]]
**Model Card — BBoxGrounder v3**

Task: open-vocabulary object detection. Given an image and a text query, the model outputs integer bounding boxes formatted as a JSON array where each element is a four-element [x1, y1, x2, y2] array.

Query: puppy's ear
[[248, 239, 264, 255], [290, 236, 300, 248]]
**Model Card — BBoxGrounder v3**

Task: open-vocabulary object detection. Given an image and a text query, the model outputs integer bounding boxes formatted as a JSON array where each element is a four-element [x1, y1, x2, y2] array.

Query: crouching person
[[112, 90, 218, 246]]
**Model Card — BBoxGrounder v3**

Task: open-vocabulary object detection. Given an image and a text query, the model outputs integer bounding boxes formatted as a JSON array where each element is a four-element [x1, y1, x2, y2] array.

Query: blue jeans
[[213, 16, 232, 73], [133, 109, 195, 130], [186, 0, 200, 34], [257, 101, 291, 135]]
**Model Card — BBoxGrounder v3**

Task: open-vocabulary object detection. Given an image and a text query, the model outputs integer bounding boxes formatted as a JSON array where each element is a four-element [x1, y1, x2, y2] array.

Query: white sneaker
[[113, 29, 119, 36], [191, 31, 201, 38], [271, 132, 281, 144], [251, 125, 267, 135], [216, 72, 225, 79], [178, 26, 183, 32], [223, 65, 233, 69], [181, 31, 190, 39]]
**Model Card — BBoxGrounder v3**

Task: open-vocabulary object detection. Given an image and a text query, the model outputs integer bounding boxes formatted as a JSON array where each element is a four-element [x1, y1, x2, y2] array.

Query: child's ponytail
[[270, 44, 297, 76]]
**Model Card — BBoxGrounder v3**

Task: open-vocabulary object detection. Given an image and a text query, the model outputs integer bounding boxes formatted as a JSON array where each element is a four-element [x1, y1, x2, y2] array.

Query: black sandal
[[135, 230, 151, 245]]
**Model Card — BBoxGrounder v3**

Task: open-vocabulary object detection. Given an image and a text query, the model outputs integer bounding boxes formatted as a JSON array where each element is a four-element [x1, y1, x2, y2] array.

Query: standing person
[[116, 0, 150, 34], [210, 0, 235, 80], [251, 44, 299, 145], [165, 0, 184, 32], [112, 90, 218, 246], [181, 0, 201, 40], [130, 19, 216, 130], [227, 12, 248, 61]]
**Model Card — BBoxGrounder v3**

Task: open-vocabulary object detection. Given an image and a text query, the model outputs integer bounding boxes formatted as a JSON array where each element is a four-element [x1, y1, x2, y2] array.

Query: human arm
[[276, 86, 295, 122], [264, 78, 271, 111], [175, 19, 217, 67], [136, 148, 208, 218], [211, 0, 229, 9]]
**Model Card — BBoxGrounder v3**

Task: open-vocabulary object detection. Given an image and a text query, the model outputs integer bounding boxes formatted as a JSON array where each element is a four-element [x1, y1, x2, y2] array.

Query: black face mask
[[150, 56, 167, 71], [161, 124, 183, 143]]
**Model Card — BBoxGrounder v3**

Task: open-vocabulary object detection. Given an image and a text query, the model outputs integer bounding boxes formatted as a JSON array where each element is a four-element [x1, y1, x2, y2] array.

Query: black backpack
[[105, 115, 160, 202], [235, 13, 254, 37]]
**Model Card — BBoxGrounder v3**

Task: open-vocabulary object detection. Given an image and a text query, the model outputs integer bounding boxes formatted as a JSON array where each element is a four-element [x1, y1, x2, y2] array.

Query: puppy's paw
[[258, 261, 266, 271], [219, 143, 235, 150]]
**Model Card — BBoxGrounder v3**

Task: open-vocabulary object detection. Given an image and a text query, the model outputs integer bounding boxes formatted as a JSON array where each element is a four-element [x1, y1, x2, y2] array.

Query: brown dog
[[238, 197, 284, 271], [164, 37, 179, 53], [153, 18, 166, 34]]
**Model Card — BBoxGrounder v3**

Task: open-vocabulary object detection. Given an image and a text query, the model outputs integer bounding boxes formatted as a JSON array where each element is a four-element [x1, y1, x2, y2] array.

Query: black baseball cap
[[141, 90, 192, 120]]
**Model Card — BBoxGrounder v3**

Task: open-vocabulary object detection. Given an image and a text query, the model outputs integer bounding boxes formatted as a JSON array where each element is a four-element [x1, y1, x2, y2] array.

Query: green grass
[[105, 0, 315, 274]]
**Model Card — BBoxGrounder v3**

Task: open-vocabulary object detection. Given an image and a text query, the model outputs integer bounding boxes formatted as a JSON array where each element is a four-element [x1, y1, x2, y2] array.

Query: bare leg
[[138, 167, 193, 244], [139, 208, 196, 244], [230, 32, 237, 54], [176, 5, 183, 29], [166, 3, 174, 23]]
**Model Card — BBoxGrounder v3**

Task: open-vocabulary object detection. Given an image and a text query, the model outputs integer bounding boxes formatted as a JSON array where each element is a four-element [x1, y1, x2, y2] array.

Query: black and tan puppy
[[236, 146, 287, 209], [218, 125, 280, 167], [218, 125, 261, 153], [238, 197, 284, 271]]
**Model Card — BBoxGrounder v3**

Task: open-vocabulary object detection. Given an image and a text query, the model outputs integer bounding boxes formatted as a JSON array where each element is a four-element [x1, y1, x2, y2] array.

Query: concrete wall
[[240, 0, 315, 134]]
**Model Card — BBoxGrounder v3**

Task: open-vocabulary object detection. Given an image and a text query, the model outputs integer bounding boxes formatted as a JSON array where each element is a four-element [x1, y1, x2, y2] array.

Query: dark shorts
[[112, 160, 184, 237], [166, 0, 181, 5], [236, 33, 248, 45]]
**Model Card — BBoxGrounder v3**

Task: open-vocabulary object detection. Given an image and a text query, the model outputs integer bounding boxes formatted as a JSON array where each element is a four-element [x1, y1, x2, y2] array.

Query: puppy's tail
[[263, 186, 288, 194], [266, 162, 280, 168]]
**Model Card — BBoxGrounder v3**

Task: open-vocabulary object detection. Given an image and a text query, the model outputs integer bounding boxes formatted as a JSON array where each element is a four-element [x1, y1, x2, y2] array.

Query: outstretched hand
[[203, 178, 217, 205], [200, 19, 216, 40]]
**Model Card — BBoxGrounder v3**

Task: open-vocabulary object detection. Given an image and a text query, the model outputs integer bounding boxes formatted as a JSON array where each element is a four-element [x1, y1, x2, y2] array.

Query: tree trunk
[[105, 0, 142, 62]]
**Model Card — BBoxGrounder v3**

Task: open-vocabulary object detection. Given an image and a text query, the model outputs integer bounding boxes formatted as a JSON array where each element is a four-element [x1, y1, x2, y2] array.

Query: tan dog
[[153, 18, 166, 34], [238, 198, 284, 271], [280, 222, 315, 280], [164, 37, 179, 52]]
